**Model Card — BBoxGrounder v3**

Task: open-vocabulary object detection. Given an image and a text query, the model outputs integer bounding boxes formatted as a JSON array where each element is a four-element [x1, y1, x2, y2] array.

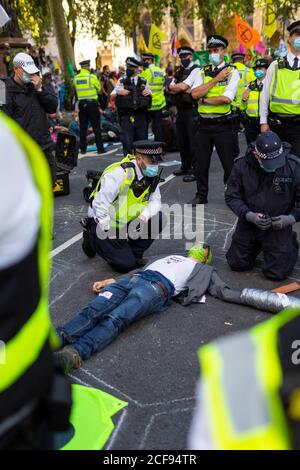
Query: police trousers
[[79, 100, 103, 153], [194, 119, 240, 199], [176, 107, 198, 171], [226, 219, 299, 280], [147, 109, 164, 141], [270, 120, 300, 159], [90, 212, 163, 273], [120, 112, 148, 156]]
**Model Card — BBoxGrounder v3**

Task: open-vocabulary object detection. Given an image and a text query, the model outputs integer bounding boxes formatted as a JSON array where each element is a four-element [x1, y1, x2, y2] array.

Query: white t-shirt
[[0, 118, 40, 270], [146, 255, 197, 295]]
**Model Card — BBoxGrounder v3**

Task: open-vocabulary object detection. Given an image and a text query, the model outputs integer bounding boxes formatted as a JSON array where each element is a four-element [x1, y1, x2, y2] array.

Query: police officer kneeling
[[226, 131, 300, 280], [81, 141, 164, 273]]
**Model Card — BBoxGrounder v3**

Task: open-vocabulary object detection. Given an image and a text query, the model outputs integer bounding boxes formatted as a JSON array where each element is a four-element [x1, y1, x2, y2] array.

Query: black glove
[[271, 215, 296, 230], [245, 212, 272, 230]]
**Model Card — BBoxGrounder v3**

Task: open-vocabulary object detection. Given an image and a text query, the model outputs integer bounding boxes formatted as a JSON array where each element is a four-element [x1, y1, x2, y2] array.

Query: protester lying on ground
[[54, 243, 300, 373], [55, 244, 235, 372]]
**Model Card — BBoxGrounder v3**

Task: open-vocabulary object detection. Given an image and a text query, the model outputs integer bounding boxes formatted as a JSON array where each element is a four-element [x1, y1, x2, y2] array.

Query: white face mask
[[209, 53, 222, 66]]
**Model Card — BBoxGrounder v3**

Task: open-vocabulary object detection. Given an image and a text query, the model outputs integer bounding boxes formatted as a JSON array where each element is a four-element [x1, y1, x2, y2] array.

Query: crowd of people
[[0, 8, 300, 450]]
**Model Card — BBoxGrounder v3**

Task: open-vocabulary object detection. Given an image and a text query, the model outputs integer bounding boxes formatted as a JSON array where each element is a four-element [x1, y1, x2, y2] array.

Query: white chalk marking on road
[[139, 406, 195, 449], [106, 409, 128, 450], [50, 174, 176, 259], [222, 218, 237, 251]]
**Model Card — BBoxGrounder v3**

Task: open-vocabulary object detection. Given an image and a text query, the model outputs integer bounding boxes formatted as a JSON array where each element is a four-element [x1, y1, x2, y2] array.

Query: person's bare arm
[[92, 278, 116, 294], [169, 82, 189, 93]]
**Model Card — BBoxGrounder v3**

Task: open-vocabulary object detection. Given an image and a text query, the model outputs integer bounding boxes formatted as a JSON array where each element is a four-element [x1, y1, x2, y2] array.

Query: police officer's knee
[[109, 260, 136, 273]]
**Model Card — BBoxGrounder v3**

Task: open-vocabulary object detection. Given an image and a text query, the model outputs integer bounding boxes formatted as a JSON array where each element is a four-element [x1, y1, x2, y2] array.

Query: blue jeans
[[56, 271, 174, 360]]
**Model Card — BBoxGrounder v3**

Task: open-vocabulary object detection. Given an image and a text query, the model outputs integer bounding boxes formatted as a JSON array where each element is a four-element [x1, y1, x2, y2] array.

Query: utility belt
[[196, 113, 240, 126], [269, 112, 300, 126], [241, 113, 260, 126]]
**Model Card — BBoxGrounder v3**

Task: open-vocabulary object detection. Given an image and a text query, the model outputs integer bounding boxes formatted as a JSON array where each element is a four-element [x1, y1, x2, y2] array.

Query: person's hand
[[30, 74, 42, 90], [118, 89, 130, 96], [215, 67, 230, 83], [271, 215, 296, 230], [246, 212, 272, 230], [260, 124, 270, 133], [142, 89, 150, 96], [92, 278, 116, 294], [242, 89, 250, 101]]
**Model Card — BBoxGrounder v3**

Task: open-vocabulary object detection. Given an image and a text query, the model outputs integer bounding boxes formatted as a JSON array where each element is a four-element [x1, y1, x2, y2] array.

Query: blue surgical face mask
[[143, 163, 159, 178], [22, 72, 31, 84], [254, 69, 264, 80], [181, 58, 191, 68], [293, 37, 300, 50], [126, 68, 134, 78], [143, 61, 150, 69], [209, 53, 221, 66]]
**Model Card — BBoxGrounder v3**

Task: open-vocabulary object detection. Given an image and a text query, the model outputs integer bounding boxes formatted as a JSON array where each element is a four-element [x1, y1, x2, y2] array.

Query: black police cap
[[287, 20, 300, 34], [255, 131, 289, 171], [253, 58, 269, 69], [177, 46, 194, 56], [125, 57, 142, 68], [141, 53, 155, 60], [207, 35, 228, 49], [231, 52, 245, 61], [133, 140, 166, 161], [79, 60, 91, 67]]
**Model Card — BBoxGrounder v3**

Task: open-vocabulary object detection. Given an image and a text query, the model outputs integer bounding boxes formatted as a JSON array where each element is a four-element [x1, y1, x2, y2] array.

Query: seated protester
[[55, 244, 238, 372], [226, 131, 300, 280]]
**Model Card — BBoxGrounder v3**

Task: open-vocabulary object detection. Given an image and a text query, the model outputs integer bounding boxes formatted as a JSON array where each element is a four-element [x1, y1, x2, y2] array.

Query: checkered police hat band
[[255, 144, 283, 160], [14, 60, 35, 68], [136, 147, 163, 155], [207, 37, 227, 48]]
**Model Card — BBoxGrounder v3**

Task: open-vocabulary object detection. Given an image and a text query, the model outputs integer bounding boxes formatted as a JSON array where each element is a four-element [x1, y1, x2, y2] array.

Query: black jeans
[[79, 100, 103, 152]]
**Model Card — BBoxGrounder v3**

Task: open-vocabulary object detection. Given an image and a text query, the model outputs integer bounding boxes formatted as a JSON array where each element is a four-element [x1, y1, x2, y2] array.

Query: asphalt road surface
[[50, 135, 300, 450]]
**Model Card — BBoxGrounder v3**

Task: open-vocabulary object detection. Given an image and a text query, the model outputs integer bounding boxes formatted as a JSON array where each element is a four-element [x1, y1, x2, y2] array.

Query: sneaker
[[54, 347, 82, 374], [82, 229, 96, 258]]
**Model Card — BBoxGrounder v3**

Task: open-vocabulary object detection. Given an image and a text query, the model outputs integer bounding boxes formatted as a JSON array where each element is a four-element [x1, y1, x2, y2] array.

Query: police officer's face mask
[[293, 36, 300, 50], [126, 67, 135, 77], [254, 69, 265, 80], [181, 58, 191, 68], [143, 61, 150, 69], [209, 53, 222, 66], [141, 159, 160, 177]]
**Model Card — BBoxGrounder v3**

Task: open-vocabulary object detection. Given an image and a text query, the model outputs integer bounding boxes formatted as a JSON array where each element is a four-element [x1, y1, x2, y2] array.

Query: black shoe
[[173, 168, 191, 176], [183, 175, 196, 183], [189, 196, 208, 206], [80, 149, 87, 155], [136, 258, 148, 267], [82, 230, 96, 258], [97, 147, 107, 155]]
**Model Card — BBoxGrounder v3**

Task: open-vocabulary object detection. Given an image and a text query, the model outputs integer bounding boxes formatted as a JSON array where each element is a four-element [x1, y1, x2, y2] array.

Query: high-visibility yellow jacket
[[74, 69, 101, 101]]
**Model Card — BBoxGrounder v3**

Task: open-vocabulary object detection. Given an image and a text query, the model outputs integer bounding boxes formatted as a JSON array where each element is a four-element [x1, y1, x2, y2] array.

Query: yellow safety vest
[[91, 155, 155, 228], [74, 69, 101, 101], [241, 81, 263, 118], [197, 67, 234, 115], [270, 60, 300, 115], [198, 307, 300, 450], [232, 62, 255, 110], [0, 112, 59, 396], [140, 65, 166, 111]]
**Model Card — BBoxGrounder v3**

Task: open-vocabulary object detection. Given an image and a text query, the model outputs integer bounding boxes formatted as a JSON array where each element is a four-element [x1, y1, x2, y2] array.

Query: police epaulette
[[120, 162, 136, 170], [204, 65, 212, 75], [234, 154, 244, 162], [287, 154, 300, 164], [278, 57, 288, 69]]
